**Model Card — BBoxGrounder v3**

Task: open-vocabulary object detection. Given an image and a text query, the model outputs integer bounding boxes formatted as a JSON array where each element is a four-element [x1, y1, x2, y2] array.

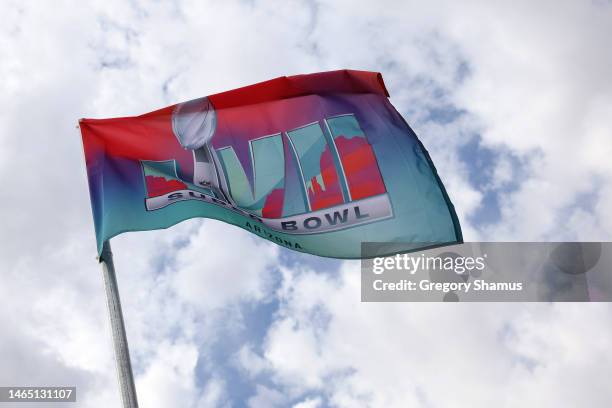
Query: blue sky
[[1, 0, 612, 407]]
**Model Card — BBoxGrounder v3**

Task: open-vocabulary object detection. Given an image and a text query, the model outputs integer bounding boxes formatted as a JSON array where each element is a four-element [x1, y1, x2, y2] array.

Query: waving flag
[[80, 70, 462, 258]]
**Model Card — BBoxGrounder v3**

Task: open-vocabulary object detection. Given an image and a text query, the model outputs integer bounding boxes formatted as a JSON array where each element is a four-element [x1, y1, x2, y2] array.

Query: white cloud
[[440, 0, 612, 239], [137, 340, 200, 408], [196, 376, 228, 408], [247, 385, 287, 408], [251, 261, 612, 407], [293, 397, 322, 408], [170, 220, 279, 311], [1, 0, 612, 407], [235, 345, 270, 378]]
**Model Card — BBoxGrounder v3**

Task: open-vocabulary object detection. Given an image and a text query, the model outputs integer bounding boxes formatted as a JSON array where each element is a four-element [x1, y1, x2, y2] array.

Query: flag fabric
[[79, 69, 462, 258]]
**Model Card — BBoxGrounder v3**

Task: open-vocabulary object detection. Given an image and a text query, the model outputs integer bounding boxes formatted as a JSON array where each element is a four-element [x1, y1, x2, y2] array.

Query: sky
[[1, 0, 612, 407]]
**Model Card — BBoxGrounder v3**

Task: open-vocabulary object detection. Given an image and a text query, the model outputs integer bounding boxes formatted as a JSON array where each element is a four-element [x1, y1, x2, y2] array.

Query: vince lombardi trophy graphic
[[171, 97, 230, 202]]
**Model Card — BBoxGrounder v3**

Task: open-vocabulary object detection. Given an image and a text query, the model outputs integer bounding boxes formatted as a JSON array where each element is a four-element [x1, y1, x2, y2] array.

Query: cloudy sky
[[1, 0, 612, 407]]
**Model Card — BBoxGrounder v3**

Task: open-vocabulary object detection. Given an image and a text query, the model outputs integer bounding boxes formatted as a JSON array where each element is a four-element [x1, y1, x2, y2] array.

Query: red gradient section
[[208, 70, 389, 110], [309, 148, 344, 210], [145, 176, 187, 197], [335, 135, 386, 200], [262, 188, 285, 218], [80, 70, 388, 183], [80, 116, 195, 182]]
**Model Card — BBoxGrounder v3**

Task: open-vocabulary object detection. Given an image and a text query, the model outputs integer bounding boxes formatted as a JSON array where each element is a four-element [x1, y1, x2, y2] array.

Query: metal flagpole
[[99, 240, 139, 408]]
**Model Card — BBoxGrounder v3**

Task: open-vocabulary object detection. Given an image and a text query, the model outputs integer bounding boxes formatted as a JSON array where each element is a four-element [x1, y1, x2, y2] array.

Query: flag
[[79, 70, 462, 258]]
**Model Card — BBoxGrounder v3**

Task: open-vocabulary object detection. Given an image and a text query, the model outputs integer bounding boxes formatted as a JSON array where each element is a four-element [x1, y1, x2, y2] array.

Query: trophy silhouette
[[171, 97, 229, 202]]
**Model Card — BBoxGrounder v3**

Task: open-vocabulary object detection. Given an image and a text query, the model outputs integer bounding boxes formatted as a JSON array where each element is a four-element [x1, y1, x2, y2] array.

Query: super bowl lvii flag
[[80, 70, 462, 258]]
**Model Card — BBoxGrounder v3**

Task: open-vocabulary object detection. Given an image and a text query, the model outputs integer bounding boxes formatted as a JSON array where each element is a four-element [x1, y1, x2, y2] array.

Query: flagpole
[[100, 240, 139, 408]]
